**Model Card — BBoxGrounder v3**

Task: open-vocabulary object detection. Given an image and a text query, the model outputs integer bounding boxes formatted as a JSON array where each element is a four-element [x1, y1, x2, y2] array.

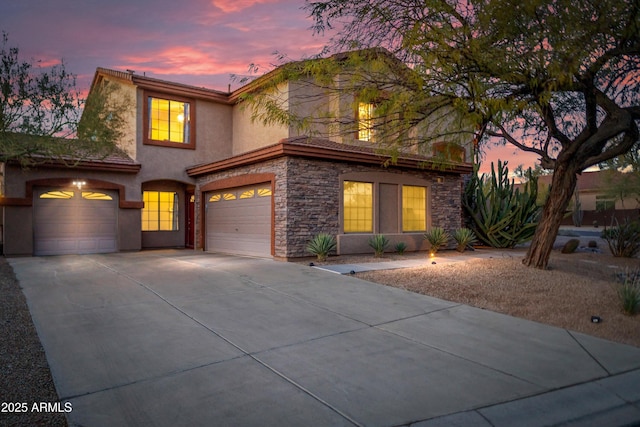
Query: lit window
[[82, 192, 113, 201], [358, 102, 375, 142], [257, 188, 272, 197], [148, 96, 191, 144], [343, 181, 373, 232], [40, 191, 74, 199], [402, 186, 427, 231], [240, 190, 255, 199], [223, 193, 236, 201], [142, 191, 179, 231], [209, 194, 221, 202]]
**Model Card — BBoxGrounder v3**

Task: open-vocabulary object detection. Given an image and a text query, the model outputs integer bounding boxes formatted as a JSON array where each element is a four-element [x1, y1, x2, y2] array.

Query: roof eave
[[187, 141, 473, 177]]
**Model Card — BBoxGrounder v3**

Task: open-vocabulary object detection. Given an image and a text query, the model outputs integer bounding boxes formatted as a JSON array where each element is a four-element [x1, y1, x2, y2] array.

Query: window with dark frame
[[145, 93, 194, 148]]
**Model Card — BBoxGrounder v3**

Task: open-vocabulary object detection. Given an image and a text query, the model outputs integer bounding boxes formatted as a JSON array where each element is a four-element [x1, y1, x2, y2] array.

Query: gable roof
[[93, 68, 233, 104]]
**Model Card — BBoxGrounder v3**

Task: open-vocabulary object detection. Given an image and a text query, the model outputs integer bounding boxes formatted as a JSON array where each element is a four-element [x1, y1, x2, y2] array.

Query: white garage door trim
[[206, 184, 272, 257], [34, 188, 118, 256]]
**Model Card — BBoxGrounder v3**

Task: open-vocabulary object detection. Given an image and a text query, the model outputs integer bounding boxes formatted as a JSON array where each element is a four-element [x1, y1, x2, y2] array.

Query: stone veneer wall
[[195, 156, 466, 258]]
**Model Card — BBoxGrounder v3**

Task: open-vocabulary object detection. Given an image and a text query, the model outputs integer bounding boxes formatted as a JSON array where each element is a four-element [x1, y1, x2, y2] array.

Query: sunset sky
[[0, 0, 540, 172]]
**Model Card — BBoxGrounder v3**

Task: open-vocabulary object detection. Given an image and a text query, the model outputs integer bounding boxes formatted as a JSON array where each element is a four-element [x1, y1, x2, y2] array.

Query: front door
[[185, 191, 195, 249]]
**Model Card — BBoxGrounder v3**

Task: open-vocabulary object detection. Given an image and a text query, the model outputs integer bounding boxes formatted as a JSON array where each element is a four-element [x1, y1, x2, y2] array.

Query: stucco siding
[[231, 83, 290, 155]]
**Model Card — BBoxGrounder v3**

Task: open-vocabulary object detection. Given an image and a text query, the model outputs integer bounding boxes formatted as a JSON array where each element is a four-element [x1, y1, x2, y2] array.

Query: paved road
[[8, 251, 640, 426]]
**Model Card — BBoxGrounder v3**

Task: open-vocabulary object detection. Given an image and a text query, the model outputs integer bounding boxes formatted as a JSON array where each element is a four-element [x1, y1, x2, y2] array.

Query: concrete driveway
[[9, 251, 640, 426]]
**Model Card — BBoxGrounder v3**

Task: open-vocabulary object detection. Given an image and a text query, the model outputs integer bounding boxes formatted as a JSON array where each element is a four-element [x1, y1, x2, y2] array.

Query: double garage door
[[206, 184, 272, 257], [33, 188, 118, 256]]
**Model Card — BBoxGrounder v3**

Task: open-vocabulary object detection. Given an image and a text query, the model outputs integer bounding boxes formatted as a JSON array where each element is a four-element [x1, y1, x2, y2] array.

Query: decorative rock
[[561, 239, 580, 254], [588, 240, 598, 248]]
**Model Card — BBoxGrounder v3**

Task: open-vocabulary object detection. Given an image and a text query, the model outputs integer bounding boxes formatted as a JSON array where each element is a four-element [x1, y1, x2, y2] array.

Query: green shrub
[[602, 219, 640, 258], [395, 242, 407, 255], [463, 161, 540, 248], [424, 227, 450, 254], [453, 228, 477, 252], [368, 234, 390, 257], [307, 233, 336, 261], [616, 270, 640, 315]]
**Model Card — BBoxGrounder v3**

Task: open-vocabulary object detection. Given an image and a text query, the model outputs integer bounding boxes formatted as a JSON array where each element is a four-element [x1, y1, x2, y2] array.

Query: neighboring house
[[534, 171, 640, 226], [0, 54, 473, 258]]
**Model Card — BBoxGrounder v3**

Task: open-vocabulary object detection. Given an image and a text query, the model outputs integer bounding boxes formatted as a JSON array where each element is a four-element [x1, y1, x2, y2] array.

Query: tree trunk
[[523, 163, 579, 269]]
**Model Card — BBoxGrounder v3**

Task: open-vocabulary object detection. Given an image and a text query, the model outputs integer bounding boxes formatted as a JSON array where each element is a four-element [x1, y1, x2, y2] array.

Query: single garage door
[[206, 184, 272, 257], [34, 188, 118, 256]]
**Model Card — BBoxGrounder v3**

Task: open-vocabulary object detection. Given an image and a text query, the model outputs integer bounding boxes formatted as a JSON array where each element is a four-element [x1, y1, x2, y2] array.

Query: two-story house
[[1, 53, 473, 258]]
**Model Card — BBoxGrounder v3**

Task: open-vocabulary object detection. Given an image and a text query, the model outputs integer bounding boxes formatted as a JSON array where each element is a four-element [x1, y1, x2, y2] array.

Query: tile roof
[[187, 136, 472, 177]]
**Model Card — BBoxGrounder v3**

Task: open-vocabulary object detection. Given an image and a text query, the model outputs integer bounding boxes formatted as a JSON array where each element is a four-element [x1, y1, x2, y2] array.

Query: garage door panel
[[206, 184, 272, 257], [34, 188, 118, 256]]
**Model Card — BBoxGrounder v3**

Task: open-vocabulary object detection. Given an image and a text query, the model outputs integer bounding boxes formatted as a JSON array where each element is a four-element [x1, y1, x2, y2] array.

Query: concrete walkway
[[8, 250, 640, 426]]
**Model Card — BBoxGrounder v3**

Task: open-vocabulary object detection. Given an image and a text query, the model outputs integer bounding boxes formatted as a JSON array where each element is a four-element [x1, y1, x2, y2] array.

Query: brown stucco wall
[[1, 163, 143, 256], [194, 156, 466, 258]]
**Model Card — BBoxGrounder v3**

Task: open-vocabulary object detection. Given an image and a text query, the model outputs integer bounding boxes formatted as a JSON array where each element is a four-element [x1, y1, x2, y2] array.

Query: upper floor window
[[432, 142, 466, 163], [357, 102, 375, 142], [144, 93, 194, 149]]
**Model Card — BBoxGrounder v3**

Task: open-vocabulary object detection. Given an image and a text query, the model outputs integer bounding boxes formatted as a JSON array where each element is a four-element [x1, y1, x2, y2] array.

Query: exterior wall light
[[72, 180, 86, 190]]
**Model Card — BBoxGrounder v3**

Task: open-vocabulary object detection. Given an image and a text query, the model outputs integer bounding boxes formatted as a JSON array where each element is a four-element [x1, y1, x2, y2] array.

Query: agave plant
[[395, 241, 407, 255], [306, 233, 337, 261], [453, 228, 477, 252], [423, 227, 450, 254], [368, 234, 390, 257]]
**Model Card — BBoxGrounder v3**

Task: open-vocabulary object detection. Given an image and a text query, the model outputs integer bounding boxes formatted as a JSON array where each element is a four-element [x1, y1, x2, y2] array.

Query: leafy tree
[[245, 0, 640, 269], [0, 32, 124, 167]]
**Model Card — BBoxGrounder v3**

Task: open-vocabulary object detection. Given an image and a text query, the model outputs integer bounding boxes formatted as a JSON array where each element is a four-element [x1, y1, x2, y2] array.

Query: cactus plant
[[307, 233, 337, 261], [423, 227, 450, 254], [453, 228, 477, 252], [368, 234, 390, 257], [463, 161, 540, 248], [394, 242, 407, 254]]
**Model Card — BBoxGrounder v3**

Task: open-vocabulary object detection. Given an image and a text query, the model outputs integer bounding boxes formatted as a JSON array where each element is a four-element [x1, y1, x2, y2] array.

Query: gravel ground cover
[[348, 249, 640, 348], [0, 257, 67, 427]]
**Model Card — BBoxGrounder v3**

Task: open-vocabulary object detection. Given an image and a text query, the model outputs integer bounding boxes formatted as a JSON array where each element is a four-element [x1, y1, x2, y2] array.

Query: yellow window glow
[[358, 102, 375, 142], [148, 97, 190, 143], [343, 181, 373, 233], [209, 194, 221, 202], [240, 190, 255, 199], [402, 186, 427, 232], [223, 193, 236, 201], [40, 191, 74, 199], [82, 192, 113, 201], [142, 191, 178, 231], [257, 188, 272, 197]]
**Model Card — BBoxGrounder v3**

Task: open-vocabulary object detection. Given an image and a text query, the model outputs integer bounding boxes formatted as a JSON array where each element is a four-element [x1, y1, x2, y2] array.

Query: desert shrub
[[463, 161, 540, 248], [453, 228, 477, 252], [368, 234, 389, 257], [395, 242, 407, 255], [307, 233, 336, 261], [424, 227, 450, 254], [616, 270, 640, 315], [602, 219, 640, 258]]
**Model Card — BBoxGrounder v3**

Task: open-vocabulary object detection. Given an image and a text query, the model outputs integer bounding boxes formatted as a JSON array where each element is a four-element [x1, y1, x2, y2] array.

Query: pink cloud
[[479, 143, 541, 176], [210, 0, 279, 13], [118, 46, 244, 75]]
